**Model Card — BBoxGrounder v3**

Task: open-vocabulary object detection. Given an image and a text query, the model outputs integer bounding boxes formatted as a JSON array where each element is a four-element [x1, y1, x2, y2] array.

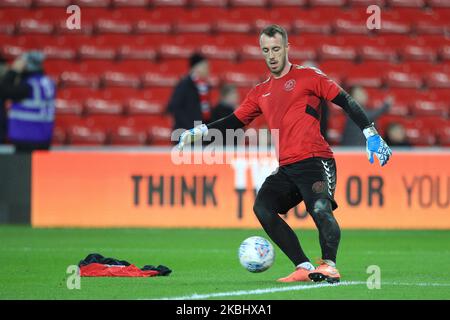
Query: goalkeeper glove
[[363, 124, 392, 167], [177, 124, 208, 150]]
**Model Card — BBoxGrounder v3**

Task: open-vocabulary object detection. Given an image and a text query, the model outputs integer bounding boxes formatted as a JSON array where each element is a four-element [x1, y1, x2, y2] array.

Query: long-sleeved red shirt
[[234, 65, 341, 166]]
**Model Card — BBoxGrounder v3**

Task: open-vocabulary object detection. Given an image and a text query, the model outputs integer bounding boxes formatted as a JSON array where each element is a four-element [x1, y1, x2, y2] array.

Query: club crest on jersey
[[284, 79, 296, 91]]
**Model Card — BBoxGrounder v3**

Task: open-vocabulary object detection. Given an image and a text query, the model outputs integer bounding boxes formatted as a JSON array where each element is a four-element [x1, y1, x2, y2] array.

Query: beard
[[266, 55, 286, 77]]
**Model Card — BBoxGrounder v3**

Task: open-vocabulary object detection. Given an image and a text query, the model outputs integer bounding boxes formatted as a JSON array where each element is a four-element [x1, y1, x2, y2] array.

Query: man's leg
[[292, 157, 341, 282], [307, 198, 341, 263], [253, 186, 309, 267]]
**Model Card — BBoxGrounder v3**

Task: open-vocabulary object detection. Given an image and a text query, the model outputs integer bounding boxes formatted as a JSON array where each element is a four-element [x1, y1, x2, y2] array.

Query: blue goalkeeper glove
[[363, 124, 392, 166], [177, 124, 208, 150]]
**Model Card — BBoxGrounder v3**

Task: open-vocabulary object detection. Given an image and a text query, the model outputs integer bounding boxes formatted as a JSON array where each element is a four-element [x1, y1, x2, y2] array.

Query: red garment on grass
[[80, 263, 160, 277]]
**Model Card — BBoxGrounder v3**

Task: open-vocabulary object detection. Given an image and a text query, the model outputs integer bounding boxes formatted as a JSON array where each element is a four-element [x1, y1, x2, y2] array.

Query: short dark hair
[[260, 24, 288, 46], [189, 52, 207, 69]]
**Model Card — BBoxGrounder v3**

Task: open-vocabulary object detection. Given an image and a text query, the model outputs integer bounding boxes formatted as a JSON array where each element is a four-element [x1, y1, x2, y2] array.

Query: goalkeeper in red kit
[[177, 25, 392, 283]]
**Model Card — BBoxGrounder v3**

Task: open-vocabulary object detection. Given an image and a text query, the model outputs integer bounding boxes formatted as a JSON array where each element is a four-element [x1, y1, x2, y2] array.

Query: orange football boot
[[308, 261, 341, 283], [277, 267, 313, 283]]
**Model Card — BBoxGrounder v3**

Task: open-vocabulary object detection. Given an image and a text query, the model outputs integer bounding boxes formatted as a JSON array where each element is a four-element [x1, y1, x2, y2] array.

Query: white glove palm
[[177, 124, 208, 150]]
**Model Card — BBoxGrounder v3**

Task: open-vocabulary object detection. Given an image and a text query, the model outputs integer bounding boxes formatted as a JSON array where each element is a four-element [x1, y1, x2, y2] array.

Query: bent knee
[[311, 199, 334, 220]]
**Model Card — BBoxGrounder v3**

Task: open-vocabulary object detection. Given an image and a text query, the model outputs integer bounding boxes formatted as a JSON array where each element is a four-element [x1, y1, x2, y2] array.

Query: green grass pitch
[[0, 226, 449, 300]]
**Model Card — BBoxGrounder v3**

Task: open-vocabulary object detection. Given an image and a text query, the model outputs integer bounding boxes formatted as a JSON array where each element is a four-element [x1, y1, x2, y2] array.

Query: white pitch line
[[149, 281, 450, 300], [152, 281, 366, 300]]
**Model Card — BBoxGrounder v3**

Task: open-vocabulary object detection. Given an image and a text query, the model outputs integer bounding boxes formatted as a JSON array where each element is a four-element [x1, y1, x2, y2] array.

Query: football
[[238, 236, 275, 273]]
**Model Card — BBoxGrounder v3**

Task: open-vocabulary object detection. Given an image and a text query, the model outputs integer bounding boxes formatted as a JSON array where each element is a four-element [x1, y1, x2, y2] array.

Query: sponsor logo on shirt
[[284, 79, 296, 91]]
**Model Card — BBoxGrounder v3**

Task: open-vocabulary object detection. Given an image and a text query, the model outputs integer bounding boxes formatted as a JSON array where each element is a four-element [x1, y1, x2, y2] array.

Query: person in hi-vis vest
[[1, 51, 55, 152]]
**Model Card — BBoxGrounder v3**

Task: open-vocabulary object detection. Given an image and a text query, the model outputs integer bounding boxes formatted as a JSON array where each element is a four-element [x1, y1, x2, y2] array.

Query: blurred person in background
[[384, 122, 411, 147], [341, 86, 392, 146], [210, 83, 240, 146], [167, 52, 211, 132], [0, 51, 55, 152], [0, 54, 8, 143], [211, 83, 240, 122]]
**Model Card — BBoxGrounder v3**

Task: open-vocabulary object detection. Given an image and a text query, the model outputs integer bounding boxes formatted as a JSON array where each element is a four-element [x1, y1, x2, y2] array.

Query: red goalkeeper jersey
[[234, 65, 341, 166]]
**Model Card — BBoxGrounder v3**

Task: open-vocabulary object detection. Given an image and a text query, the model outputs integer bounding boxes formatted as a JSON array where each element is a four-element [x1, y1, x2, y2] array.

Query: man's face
[[260, 33, 288, 76], [194, 60, 210, 79]]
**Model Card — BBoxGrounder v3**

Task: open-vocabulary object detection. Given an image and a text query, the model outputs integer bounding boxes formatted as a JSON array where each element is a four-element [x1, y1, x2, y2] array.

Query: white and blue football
[[238, 236, 275, 273]]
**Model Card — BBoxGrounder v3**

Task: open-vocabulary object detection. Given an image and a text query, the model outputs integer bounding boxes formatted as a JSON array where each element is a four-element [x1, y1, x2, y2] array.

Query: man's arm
[[331, 90, 371, 130], [331, 90, 392, 166], [0, 70, 31, 100], [177, 88, 259, 149]]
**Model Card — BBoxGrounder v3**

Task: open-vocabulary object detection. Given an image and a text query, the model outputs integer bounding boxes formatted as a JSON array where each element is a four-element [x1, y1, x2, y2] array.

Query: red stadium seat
[[215, 19, 253, 34], [145, 115, 174, 146], [43, 46, 77, 60], [359, 45, 397, 62], [191, 0, 228, 7], [270, 0, 307, 6], [349, 0, 386, 4], [345, 72, 383, 88], [84, 98, 123, 116], [74, 0, 111, 7], [110, 125, 147, 145], [334, 18, 370, 35], [428, 0, 450, 7], [378, 19, 411, 34], [387, 0, 425, 7], [52, 127, 67, 145], [309, 0, 346, 6], [209, 60, 240, 74], [292, 18, 332, 34], [95, 19, 133, 34], [411, 100, 448, 117], [78, 45, 116, 60], [159, 44, 195, 59], [54, 99, 84, 128], [222, 71, 261, 87], [111, 0, 149, 7], [16, 19, 54, 34], [385, 71, 423, 88], [60, 71, 101, 88], [55, 99, 84, 116], [142, 72, 179, 88], [154, 0, 189, 5], [199, 45, 237, 61], [0, 21, 15, 35], [126, 99, 166, 115], [441, 46, 450, 60], [240, 45, 264, 60], [254, 19, 293, 33], [117, 45, 157, 61], [400, 45, 437, 61], [0, 0, 32, 7], [437, 122, 450, 146], [405, 127, 436, 146], [174, 21, 212, 34], [289, 47, 317, 62], [68, 125, 107, 146], [229, 0, 268, 6], [405, 61, 442, 74], [319, 45, 357, 61], [134, 20, 172, 34], [1, 44, 26, 59], [424, 72, 450, 89], [102, 71, 141, 88]]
